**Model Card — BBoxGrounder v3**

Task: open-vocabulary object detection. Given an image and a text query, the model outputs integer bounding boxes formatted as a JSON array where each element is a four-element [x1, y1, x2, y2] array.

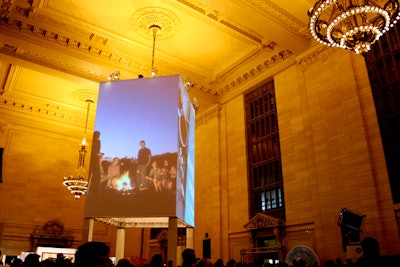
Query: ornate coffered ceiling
[[0, 0, 314, 119]]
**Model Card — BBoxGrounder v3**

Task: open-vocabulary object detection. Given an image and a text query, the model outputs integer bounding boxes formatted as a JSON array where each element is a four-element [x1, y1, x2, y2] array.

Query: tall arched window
[[245, 81, 285, 219]]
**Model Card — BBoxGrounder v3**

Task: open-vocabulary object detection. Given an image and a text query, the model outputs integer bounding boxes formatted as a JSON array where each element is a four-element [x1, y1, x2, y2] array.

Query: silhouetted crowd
[[1, 237, 399, 267]]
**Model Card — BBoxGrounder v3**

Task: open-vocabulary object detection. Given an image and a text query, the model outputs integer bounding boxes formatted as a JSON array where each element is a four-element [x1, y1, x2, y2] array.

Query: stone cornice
[[0, 90, 97, 126], [176, 0, 264, 44], [195, 104, 222, 127], [0, 18, 131, 80], [236, 0, 310, 43], [215, 49, 293, 95], [296, 45, 334, 72], [0, 118, 9, 134]]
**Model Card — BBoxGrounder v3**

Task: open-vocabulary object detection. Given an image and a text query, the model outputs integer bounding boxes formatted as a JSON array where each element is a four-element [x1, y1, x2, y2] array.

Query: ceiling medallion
[[73, 90, 97, 105], [130, 7, 181, 39]]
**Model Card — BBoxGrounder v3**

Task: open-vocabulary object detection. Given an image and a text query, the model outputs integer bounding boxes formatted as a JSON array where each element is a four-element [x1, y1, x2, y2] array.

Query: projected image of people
[[96, 141, 177, 196], [137, 140, 152, 190], [84, 76, 194, 222]]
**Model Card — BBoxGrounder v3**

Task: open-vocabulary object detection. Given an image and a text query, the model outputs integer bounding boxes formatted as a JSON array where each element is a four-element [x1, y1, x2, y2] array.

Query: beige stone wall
[[0, 107, 118, 257], [194, 99, 252, 263], [192, 47, 400, 264], [275, 48, 400, 260], [194, 105, 224, 260]]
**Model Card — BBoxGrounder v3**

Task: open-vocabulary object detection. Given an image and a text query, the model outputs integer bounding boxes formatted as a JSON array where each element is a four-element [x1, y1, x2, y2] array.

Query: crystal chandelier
[[308, 0, 400, 54], [63, 99, 93, 198]]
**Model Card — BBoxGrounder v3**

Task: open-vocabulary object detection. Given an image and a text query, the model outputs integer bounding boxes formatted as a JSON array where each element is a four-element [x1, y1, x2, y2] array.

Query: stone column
[[116, 228, 126, 262], [82, 218, 94, 243], [186, 227, 194, 248], [168, 217, 178, 267]]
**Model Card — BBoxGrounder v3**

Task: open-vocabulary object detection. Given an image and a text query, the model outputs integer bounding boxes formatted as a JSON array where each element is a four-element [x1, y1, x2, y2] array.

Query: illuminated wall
[[85, 75, 195, 227]]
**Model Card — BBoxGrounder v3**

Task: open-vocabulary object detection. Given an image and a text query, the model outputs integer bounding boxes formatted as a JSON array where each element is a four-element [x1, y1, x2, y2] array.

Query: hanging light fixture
[[308, 0, 400, 54], [150, 24, 161, 77], [63, 99, 93, 199]]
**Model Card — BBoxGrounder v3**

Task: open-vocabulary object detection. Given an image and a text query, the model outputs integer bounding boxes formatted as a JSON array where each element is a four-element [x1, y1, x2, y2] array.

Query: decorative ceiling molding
[[0, 118, 9, 134], [195, 104, 221, 127], [0, 0, 13, 19], [176, 0, 263, 44], [0, 61, 13, 95], [0, 42, 104, 82], [237, 0, 310, 42], [0, 0, 37, 20], [216, 49, 293, 95], [0, 16, 135, 79], [0, 90, 96, 125], [296, 45, 333, 72], [0, 95, 76, 122], [131, 7, 181, 39]]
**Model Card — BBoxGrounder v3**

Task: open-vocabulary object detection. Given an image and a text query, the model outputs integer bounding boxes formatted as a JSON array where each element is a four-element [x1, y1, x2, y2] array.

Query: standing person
[[116, 258, 134, 267], [353, 236, 398, 267], [75, 241, 111, 267], [182, 248, 196, 267], [23, 254, 40, 267], [150, 254, 163, 267], [195, 259, 213, 267], [137, 140, 151, 189]]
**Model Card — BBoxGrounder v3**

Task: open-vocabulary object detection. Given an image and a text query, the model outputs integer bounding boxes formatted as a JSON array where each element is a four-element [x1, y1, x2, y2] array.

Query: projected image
[[85, 75, 195, 225], [92, 140, 177, 196], [176, 84, 195, 227]]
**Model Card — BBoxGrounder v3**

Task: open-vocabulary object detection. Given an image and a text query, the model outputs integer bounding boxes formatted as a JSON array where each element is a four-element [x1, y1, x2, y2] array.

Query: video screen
[[84, 75, 195, 227]]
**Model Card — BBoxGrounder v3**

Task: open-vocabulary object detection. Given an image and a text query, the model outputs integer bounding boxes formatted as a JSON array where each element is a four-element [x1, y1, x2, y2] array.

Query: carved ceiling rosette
[[130, 7, 181, 39]]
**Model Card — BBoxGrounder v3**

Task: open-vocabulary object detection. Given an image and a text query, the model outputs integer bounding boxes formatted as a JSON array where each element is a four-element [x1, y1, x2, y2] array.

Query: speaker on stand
[[338, 208, 366, 252]]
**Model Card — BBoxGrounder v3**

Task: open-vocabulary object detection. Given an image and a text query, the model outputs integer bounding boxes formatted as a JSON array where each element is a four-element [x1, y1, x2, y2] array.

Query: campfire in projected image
[[112, 171, 133, 192]]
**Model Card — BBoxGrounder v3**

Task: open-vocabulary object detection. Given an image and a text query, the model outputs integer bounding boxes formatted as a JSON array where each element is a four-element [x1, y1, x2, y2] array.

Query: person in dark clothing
[[11, 258, 23, 267], [116, 258, 134, 267], [182, 248, 196, 267], [75, 241, 111, 267], [354, 237, 398, 267], [150, 254, 163, 267], [136, 140, 151, 189], [23, 254, 40, 267]]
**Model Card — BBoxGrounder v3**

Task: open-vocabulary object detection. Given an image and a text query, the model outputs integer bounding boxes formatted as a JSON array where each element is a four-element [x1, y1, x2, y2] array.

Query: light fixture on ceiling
[[63, 99, 93, 199], [308, 0, 400, 54], [150, 24, 161, 77], [108, 71, 120, 81], [184, 77, 194, 88]]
